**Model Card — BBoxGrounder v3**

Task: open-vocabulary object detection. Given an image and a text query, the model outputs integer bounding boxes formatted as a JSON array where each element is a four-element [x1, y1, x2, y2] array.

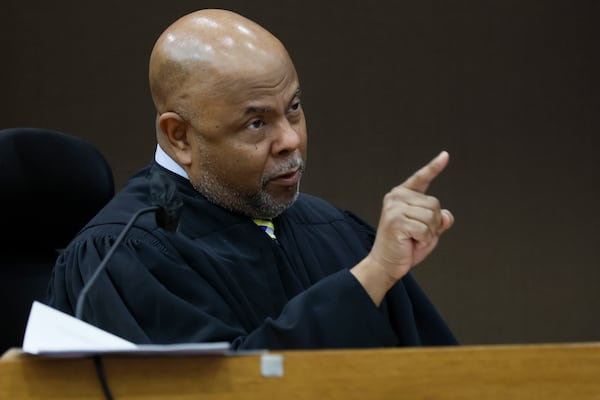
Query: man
[[46, 9, 457, 349]]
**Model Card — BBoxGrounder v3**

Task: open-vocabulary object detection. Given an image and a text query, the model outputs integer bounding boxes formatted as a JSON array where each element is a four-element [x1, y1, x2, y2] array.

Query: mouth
[[269, 168, 301, 186]]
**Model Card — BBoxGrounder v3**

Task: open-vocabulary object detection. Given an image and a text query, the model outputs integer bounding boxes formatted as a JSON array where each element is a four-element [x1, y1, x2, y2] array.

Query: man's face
[[185, 60, 307, 219]]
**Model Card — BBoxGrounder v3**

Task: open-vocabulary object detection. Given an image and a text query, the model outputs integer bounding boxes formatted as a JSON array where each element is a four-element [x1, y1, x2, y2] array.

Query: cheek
[[297, 119, 308, 154], [216, 145, 269, 185]]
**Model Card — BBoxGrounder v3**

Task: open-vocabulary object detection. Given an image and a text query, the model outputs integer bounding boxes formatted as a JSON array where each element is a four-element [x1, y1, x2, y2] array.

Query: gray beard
[[193, 158, 304, 219]]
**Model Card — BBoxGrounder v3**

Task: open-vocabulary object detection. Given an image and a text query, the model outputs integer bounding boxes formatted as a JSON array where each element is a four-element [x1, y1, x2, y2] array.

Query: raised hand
[[351, 151, 454, 306]]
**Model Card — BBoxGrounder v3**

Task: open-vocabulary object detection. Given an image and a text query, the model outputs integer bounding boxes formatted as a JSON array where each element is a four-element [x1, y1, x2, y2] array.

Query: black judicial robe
[[46, 162, 457, 349]]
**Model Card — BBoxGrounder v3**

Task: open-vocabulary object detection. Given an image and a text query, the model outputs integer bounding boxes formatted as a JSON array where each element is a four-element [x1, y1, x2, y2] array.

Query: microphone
[[74, 169, 183, 320]]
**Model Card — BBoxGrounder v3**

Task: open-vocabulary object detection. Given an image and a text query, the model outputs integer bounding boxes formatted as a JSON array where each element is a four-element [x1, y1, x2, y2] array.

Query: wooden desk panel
[[2, 343, 599, 399]]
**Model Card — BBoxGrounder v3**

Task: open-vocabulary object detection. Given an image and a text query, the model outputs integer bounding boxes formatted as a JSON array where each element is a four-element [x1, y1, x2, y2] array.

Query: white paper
[[23, 301, 230, 357]]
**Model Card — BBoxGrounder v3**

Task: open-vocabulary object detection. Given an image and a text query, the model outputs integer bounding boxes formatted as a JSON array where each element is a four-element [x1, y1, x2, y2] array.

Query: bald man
[[46, 9, 457, 349]]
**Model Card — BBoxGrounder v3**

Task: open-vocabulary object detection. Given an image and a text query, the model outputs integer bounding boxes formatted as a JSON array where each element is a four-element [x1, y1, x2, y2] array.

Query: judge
[[46, 9, 457, 349]]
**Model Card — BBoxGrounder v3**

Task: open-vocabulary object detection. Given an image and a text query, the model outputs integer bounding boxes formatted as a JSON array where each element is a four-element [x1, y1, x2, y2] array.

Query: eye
[[288, 100, 301, 112], [247, 119, 265, 130]]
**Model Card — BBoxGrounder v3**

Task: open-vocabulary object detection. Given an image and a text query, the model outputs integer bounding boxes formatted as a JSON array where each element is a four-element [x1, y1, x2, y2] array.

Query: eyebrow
[[244, 86, 302, 115]]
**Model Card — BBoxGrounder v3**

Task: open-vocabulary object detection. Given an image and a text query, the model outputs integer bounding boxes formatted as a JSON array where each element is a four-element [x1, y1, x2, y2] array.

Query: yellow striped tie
[[253, 219, 276, 239]]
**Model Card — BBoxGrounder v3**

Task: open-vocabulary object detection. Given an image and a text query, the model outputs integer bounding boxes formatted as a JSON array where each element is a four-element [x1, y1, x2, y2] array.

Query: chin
[[255, 190, 300, 219]]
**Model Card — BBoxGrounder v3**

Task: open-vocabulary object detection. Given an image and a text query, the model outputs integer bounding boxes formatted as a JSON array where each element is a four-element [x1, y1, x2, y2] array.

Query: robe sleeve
[[236, 269, 400, 349]]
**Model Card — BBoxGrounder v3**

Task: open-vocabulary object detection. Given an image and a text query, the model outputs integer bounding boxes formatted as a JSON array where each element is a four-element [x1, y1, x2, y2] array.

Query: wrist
[[350, 256, 398, 307]]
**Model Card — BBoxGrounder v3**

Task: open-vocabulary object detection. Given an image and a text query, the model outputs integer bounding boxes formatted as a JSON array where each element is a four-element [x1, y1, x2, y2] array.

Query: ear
[[158, 112, 193, 167]]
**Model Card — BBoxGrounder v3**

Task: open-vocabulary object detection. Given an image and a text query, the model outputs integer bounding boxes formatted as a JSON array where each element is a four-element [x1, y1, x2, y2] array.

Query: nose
[[272, 118, 302, 157]]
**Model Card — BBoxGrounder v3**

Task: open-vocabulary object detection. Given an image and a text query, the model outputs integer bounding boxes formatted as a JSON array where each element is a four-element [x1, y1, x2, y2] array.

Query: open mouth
[[277, 170, 298, 179], [269, 168, 301, 186]]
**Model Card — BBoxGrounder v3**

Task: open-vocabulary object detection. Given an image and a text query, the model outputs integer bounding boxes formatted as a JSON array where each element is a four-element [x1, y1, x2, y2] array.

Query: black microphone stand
[[74, 168, 182, 400], [75, 205, 161, 400]]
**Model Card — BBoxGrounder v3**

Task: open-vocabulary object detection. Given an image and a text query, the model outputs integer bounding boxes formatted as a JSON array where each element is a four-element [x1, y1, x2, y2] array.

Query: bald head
[[148, 9, 306, 219], [149, 9, 292, 119]]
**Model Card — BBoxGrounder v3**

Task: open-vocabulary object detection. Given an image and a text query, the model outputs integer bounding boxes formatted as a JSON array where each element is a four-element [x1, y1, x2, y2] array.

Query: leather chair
[[0, 127, 114, 352]]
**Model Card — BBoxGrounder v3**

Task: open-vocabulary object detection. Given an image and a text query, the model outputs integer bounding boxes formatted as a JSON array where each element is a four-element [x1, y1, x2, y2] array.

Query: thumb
[[438, 209, 455, 234]]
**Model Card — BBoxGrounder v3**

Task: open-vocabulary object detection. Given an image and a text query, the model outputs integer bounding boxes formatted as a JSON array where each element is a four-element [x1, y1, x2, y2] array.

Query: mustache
[[261, 157, 305, 186]]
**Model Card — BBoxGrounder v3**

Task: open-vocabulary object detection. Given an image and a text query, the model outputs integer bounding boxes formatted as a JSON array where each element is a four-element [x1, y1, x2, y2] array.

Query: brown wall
[[3, 0, 599, 345]]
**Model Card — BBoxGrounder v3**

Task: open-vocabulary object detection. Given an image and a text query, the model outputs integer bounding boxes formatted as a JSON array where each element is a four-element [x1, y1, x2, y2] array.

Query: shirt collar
[[154, 144, 189, 180]]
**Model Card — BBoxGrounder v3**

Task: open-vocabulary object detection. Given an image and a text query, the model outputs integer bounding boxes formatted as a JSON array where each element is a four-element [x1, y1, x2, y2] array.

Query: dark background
[[2, 0, 599, 345]]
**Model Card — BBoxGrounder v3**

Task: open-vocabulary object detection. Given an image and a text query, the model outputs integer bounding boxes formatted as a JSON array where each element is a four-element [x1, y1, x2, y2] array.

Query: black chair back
[[0, 127, 114, 352]]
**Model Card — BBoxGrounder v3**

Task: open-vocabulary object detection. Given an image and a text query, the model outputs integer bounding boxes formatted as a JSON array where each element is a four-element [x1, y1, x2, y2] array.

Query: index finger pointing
[[401, 151, 450, 193]]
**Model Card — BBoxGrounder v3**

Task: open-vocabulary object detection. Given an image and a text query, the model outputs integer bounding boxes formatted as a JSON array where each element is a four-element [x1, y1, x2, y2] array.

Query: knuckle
[[383, 189, 409, 209], [423, 208, 435, 222], [388, 186, 408, 198], [427, 195, 441, 210], [383, 191, 394, 203], [416, 223, 430, 237]]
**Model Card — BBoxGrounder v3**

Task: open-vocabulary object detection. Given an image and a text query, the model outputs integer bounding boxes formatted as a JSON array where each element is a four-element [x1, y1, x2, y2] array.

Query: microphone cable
[[94, 355, 115, 400]]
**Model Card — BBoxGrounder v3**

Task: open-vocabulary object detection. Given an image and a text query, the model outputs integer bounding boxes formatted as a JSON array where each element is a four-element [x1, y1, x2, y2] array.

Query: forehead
[[210, 58, 299, 106]]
